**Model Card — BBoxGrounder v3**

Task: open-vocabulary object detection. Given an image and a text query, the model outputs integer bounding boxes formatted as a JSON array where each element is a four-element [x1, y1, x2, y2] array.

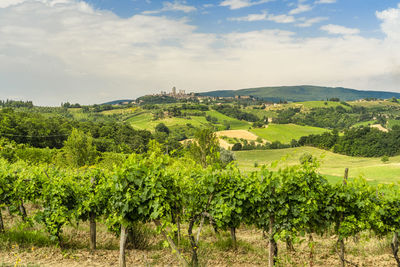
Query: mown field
[[250, 124, 329, 143], [235, 146, 400, 184]]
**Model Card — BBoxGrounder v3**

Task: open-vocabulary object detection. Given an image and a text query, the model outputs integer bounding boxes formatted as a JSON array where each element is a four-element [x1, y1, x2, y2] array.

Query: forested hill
[[199, 85, 400, 102]]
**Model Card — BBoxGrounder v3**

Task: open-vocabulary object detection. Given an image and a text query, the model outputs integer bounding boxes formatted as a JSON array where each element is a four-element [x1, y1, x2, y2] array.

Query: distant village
[[150, 86, 255, 102]]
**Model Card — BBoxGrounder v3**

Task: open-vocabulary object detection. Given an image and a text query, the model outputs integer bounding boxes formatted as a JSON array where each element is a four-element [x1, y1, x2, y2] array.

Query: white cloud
[[0, 0, 27, 8], [219, 0, 271, 10], [142, 1, 196, 14], [289, 4, 313, 15], [296, 17, 327, 27], [320, 24, 360, 35], [0, 1, 400, 105], [376, 3, 400, 41], [315, 0, 336, 4], [230, 12, 295, 23]]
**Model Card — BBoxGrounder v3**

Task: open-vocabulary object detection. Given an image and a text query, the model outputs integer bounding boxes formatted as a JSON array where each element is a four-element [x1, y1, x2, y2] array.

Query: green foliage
[[219, 148, 235, 167], [189, 129, 221, 168], [63, 129, 97, 167], [155, 123, 170, 135], [300, 126, 400, 157], [2, 142, 400, 266], [381, 156, 389, 163], [299, 153, 313, 164], [213, 105, 259, 122], [231, 143, 242, 151]]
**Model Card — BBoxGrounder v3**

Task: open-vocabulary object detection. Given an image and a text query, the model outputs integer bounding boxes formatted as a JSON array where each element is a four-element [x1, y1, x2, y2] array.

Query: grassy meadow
[[126, 109, 251, 131], [235, 146, 400, 185], [250, 124, 329, 143]]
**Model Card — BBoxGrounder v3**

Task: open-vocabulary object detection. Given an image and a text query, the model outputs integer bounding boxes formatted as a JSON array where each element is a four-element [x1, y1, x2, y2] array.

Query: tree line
[[298, 126, 400, 157], [0, 108, 152, 153]]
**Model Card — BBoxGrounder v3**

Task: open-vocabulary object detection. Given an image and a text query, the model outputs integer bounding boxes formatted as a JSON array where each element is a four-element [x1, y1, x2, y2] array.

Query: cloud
[[0, 1, 400, 105], [0, 0, 27, 8], [320, 24, 360, 35], [376, 3, 400, 42], [296, 17, 327, 27], [219, 0, 271, 10], [142, 1, 196, 14], [315, 0, 336, 4], [230, 12, 295, 23], [289, 4, 313, 15]]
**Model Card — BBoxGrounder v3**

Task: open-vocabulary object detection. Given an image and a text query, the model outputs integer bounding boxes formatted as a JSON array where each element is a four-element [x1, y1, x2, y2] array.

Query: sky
[[0, 0, 400, 106]]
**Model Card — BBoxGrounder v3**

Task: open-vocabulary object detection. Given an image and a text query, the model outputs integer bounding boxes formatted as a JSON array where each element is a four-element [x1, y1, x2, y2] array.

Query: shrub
[[299, 153, 314, 164], [232, 143, 242, 151]]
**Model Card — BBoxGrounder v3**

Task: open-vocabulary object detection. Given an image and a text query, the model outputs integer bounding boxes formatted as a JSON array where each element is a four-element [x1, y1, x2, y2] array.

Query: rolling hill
[[199, 85, 400, 102]]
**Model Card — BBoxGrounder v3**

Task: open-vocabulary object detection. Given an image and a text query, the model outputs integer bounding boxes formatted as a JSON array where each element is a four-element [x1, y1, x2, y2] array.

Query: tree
[[232, 143, 242, 151], [155, 123, 170, 135], [63, 128, 97, 167], [189, 129, 220, 168]]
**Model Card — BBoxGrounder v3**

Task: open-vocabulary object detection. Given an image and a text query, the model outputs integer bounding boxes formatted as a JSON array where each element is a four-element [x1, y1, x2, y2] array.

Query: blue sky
[[83, 0, 394, 37], [0, 0, 400, 105]]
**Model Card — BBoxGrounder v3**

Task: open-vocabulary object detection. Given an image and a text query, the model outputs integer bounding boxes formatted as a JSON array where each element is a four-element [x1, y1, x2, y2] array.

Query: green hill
[[235, 147, 400, 184], [250, 124, 329, 143], [199, 85, 400, 102]]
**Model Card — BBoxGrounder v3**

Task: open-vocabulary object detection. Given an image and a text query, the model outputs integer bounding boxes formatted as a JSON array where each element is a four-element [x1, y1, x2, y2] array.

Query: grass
[[352, 120, 377, 128], [245, 108, 278, 119], [387, 119, 400, 129], [126, 109, 251, 131], [285, 101, 351, 110], [205, 110, 250, 130], [0, 206, 397, 266], [235, 146, 400, 184], [250, 124, 329, 143], [349, 100, 400, 108]]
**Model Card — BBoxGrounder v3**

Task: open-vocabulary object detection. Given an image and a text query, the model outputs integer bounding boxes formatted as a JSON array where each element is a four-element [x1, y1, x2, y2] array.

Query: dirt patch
[[371, 124, 389, 132], [216, 130, 259, 141]]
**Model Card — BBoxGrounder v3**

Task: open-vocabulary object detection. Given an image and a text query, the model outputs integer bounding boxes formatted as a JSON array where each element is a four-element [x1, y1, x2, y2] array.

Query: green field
[[235, 147, 400, 184], [205, 110, 250, 130], [352, 120, 376, 128], [126, 109, 251, 131], [127, 112, 210, 130], [250, 124, 328, 143], [283, 101, 351, 110], [349, 100, 400, 108], [388, 119, 400, 129]]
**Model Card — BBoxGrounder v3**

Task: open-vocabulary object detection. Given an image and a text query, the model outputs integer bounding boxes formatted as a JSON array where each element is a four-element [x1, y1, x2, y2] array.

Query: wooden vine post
[[269, 186, 277, 267], [119, 225, 129, 267], [392, 232, 400, 267], [89, 176, 96, 251], [339, 168, 349, 267], [0, 210, 4, 233]]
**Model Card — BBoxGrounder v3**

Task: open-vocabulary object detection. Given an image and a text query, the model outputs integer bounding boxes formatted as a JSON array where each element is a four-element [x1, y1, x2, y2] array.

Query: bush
[[299, 153, 314, 164], [381, 156, 389, 163], [220, 148, 235, 167], [232, 143, 242, 151], [155, 123, 170, 135]]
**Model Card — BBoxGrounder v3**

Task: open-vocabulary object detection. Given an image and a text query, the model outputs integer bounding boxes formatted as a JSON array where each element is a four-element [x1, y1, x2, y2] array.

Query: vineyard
[[1, 142, 400, 267]]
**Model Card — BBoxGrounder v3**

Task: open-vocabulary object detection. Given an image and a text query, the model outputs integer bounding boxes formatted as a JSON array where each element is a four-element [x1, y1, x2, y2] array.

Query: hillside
[[199, 85, 400, 102], [235, 147, 400, 184]]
